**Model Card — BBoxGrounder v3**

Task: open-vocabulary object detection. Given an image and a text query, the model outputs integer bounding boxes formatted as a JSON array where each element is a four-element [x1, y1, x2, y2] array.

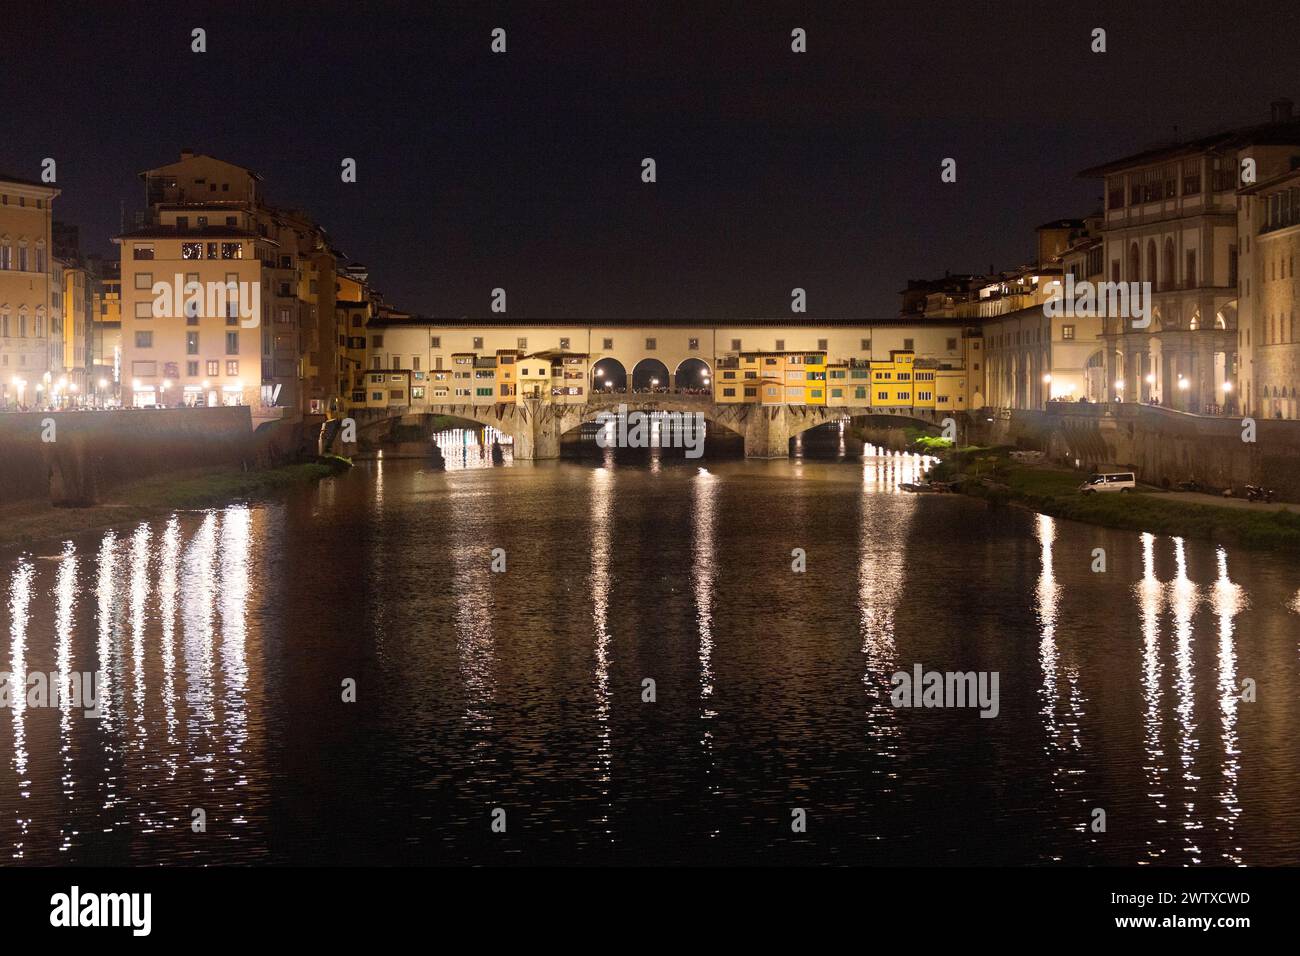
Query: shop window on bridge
[[855, 387, 867, 400], [744, 387, 757, 398], [723, 387, 736, 397]]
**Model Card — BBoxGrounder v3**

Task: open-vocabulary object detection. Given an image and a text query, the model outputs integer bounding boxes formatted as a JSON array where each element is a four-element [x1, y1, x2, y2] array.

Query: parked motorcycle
[[1245, 484, 1276, 503]]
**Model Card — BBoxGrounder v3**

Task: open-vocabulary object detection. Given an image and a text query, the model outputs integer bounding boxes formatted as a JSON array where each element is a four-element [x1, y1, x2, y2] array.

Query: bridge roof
[[367, 316, 973, 329]]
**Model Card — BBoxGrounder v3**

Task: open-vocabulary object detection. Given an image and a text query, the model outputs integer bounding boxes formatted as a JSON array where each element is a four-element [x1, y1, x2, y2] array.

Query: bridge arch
[[590, 357, 628, 394], [348, 406, 530, 449], [631, 358, 670, 393], [785, 408, 951, 441], [561, 395, 747, 442], [674, 357, 712, 393]]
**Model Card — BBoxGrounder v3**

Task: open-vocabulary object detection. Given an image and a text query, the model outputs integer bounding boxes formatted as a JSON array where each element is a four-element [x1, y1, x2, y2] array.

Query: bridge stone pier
[[339, 397, 958, 460]]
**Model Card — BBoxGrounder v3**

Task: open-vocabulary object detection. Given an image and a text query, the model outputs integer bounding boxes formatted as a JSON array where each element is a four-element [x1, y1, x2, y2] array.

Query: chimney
[[1270, 98, 1294, 123], [180, 148, 195, 160]]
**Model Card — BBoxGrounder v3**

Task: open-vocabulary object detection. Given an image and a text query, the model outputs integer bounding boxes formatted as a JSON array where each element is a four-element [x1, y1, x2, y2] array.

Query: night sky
[[5, 0, 1300, 319]]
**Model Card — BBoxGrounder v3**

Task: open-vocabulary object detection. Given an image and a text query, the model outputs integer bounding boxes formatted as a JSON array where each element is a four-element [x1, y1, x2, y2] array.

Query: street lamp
[[1042, 373, 1052, 383], [1222, 381, 1234, 393]]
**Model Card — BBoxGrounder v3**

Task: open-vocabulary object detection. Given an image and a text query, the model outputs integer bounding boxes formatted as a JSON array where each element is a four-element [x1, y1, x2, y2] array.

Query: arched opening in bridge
[[1084, 349, 1106, 403], [631, 358, 670, 393], [559, 405, 744, 460], [590, 357, 628, 394], [674, 358, 712, 395], [793, 413, 944, 460]]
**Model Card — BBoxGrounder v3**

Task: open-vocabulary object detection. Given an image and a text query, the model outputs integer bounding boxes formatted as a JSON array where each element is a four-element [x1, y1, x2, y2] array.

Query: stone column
[[1104, 346, 1118, 404], [513, 400, 561, 460], [1170, 343, 1180, 408], [1195, 339, 1214, 415], [744, 406, 791, 458]]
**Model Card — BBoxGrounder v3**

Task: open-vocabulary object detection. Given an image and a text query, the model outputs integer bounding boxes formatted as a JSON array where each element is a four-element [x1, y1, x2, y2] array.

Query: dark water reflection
[[3, 449, 1299, 865]]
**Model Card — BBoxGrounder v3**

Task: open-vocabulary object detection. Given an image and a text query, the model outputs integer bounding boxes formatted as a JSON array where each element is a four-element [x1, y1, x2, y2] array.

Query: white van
[[1079, 472, 1136, 494]]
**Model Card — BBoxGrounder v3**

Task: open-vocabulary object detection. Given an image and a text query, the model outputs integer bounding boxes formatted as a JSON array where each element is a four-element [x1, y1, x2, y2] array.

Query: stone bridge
[[337, 396, 959, 459]]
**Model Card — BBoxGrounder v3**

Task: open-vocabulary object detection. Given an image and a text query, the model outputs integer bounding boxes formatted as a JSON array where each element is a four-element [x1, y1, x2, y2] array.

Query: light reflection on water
[[1, 458, 1298, 865], [435, 427, 513, 470]]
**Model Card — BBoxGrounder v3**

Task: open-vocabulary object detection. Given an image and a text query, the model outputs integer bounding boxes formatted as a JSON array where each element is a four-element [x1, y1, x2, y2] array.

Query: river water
[[3, 435, 1299, 865]]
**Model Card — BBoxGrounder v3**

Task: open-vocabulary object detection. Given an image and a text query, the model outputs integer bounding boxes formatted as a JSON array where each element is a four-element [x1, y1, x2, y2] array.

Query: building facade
[[1080, 100, 1300, 414], [0, 173, 61, 410], [1238, 163, 1300, 419], [115, 150, 339, 412]]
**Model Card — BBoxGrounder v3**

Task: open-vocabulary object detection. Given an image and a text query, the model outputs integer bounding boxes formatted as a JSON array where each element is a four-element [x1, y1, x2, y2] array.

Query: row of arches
[[1123, 236, 1193, 291], [589, 357, 712, 394]]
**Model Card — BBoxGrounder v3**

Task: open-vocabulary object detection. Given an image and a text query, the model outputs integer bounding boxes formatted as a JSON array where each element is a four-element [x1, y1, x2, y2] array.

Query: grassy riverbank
[[930, 447, 1300, 552], [0, 459, 349, 552]]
